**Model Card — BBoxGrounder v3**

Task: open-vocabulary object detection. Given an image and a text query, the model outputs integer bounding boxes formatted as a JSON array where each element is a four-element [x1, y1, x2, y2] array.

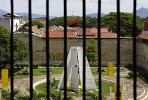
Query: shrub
[[33, 91, 46, 100], [50, 90, 72, 100], [14, 63, 29, 68], [15, 67, 29, 75], [86, 91, 98, 100], [2, 90, 30, 100]]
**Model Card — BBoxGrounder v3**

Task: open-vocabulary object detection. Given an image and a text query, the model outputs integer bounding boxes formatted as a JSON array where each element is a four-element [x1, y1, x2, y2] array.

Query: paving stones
[[5, 73, 148, 100]]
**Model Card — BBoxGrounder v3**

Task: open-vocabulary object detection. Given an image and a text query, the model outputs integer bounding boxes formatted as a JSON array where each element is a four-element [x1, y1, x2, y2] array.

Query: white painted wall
[[0, 18, 10, 31], [13, 18, 20, 31], [0, 18, 20, 32]]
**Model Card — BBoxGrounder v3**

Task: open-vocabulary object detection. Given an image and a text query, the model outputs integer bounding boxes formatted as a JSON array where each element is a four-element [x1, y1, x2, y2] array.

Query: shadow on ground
[[126, 65, 148, 84]]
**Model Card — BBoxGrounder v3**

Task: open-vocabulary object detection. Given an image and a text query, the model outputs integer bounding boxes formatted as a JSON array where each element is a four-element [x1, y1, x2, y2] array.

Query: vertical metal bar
[[28, 0, 33, 99], [82, 0, 86, 100], [116, 0, 120, 100], [133, 0, 137, 99], [64, 0, 67, 99], [46, 0, 50, 99], [10, 0, 14, 100], [98, 0, 102, 99]]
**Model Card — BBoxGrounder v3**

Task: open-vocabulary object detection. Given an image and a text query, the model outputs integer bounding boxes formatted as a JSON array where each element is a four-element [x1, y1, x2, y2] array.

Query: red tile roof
[[42, 27, 117, 39], [137, 33, 148, 40], [137, 22, 148, 40], [32, 27, 45, 37]]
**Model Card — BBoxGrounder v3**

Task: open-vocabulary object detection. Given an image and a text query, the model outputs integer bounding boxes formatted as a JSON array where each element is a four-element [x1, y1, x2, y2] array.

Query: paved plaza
[[5, 70, 148, 100]]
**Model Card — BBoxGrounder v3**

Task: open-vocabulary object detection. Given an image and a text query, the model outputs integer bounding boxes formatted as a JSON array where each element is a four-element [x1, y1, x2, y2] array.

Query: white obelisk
[[57, 46, 97, 92]]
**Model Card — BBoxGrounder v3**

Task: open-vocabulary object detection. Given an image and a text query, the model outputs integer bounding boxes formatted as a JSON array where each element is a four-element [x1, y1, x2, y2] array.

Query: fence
[[8, 0, 137, 100]]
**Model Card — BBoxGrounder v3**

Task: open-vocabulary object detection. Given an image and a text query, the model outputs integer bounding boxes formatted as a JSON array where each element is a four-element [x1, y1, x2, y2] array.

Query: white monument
[[57, 46, 97, 92]]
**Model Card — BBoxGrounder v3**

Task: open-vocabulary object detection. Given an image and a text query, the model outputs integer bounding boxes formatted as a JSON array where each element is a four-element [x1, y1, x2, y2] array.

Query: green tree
[[0, 25, 28, 67], [22, 20, 44, 28], [142, 17, 148, 22], [49, 51, 56, 61], [49, 17, 64, 26], [86, 16, 97, 27], [49, 16, 97, 27], [86, 40, 97, 66], [101, 12, 142, 37]]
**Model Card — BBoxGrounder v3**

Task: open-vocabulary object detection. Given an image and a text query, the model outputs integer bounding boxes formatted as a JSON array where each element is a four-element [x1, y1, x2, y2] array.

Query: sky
[[0, 0, 148, 17]]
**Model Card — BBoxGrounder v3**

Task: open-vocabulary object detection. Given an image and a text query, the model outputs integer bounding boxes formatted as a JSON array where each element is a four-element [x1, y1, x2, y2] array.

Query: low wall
[[101, 38, 133, 66], [15, 34, 134, 66], [137, 41, 148, 70]]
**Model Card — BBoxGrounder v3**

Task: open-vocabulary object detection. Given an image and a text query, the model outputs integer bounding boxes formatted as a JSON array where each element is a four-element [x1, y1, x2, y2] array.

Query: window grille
[[8, 0, 137, 100]]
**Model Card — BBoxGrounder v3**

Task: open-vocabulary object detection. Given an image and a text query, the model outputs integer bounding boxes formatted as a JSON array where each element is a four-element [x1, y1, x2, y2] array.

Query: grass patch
[[13, 67, 110, 79], [13, 67, 125, 79], [33, 68, 63, 75], [35, 80, 114, 100], [13, 68, 63, 79], [101, 81, 114, 97], [91, 67, 116, 75]]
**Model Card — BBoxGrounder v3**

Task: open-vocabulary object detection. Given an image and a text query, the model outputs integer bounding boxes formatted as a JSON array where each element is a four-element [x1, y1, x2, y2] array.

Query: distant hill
[[87, 13, 105, 18], [137, 7, 148, 18], [0, 9, 8, 16], [15, 13, 55, 19], [87, 7, 148, 18], [2, 8, 148, 19]]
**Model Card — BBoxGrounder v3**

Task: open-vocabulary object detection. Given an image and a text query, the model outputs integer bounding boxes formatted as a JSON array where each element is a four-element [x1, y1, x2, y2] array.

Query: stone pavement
[[99, 72, 148, 100], [8, 74, 61, 95], [6, 72, 148, 100]]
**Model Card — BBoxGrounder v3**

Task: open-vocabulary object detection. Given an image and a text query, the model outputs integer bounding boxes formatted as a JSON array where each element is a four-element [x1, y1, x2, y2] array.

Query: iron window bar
[[64, 0, 68, 99], [133, 0, 137, 99], [8, 0, 138, 99], [82, 0, 86, 100], [46, 0, 50, 99], [98, 0, 102, 99], [28, 0, 33, 99], [10, 0, 14, 100], [116, 0, 121, 100]]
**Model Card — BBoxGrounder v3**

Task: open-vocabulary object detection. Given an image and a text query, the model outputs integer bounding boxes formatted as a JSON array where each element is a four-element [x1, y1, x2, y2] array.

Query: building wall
[[13, 19, 20, 31], [0, 18, 20, 32], [19, 16, 28, 26], [137, 41, 148, 70], [0, 19, 11, 31]]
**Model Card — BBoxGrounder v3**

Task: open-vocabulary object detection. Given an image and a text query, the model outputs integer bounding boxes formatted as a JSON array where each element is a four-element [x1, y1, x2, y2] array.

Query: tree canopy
[[49, 13, 143, 37], [86, 40, 97, 66], [101, 12, 143, 37], [0, 25, 28, 67], [49, 16, 97, 27], [22, 20, 44, 28], [142, 17, 148, 22]]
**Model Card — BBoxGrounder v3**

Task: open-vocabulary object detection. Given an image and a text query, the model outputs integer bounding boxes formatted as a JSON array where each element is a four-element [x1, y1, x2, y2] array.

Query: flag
[[68, 19, 78, 27]]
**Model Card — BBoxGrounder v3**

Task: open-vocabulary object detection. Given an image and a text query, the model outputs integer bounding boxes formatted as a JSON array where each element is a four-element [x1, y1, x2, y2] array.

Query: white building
[[0, 13, 28, 32]]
